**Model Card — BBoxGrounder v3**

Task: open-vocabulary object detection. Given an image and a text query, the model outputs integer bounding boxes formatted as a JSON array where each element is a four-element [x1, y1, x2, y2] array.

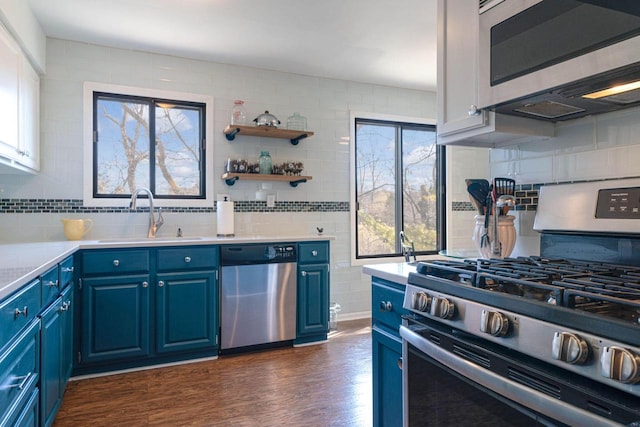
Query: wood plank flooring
[[54, 318, 373, 427]]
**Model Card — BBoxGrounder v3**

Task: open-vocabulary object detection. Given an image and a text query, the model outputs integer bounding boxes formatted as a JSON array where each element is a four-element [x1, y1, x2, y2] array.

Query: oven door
[[399, 321, 631, 427]]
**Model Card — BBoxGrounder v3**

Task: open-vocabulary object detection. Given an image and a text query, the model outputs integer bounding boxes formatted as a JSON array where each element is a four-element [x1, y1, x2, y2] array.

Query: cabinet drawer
[[157, 246, 218, 272], [298, 242, 329, 264], [82, 249, 150, 275], [59, 256, 75, 287], [40, 266, 60, 307], [0, 320, 39, 421], [0, 280, 40, 350], [371, 280, 407, 334]]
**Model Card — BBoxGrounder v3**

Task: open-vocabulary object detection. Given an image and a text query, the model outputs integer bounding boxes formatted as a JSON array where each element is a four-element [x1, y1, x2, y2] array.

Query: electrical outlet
[[266, 194, 276, 208], [217, 193, 230, 201]]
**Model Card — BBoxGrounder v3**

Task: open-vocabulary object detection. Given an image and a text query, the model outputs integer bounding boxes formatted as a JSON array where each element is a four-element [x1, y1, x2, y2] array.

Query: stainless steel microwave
[[478, 0, 640, 121]]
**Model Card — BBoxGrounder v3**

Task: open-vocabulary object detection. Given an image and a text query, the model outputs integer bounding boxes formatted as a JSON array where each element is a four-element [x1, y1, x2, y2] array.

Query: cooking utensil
[[480, 186, 492, 248], [466, 179, 490, 214], [494, 177, 515, 215]]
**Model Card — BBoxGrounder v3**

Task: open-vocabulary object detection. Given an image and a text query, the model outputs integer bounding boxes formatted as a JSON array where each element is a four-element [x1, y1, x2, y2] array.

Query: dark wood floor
[[54, 318, 373, 427]]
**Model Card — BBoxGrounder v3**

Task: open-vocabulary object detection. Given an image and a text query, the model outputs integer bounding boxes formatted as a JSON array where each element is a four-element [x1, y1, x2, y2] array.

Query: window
[[352, 115, 443, 260], [83, 82, 214, 207]]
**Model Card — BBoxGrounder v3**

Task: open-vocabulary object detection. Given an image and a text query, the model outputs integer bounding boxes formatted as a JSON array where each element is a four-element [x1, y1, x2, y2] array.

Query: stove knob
[[412, 292, 431, 312], [601, 346, 640, 384], [480, 310, 509, 337], [551, 332, 589, 365], [430, 296, 455, 319]]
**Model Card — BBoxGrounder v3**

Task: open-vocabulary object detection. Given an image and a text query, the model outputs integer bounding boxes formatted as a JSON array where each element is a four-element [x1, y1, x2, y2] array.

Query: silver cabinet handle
[[9, 373, 32, 390], [184, 256, 191, 263], [468, 105, 481, 116], [397, 357, 403, 370], [158, 280, 164, 287], [59, 301, 70, 312], [301, 271, 307, 276], [46, 280, 59, 288], [14, 306, 28, 319], [311, 250, 318, 256], [379, 301, 393, 312], [113, 259, 120, 267], [62, 266, 74, 273], [142, 281, 149, 288]]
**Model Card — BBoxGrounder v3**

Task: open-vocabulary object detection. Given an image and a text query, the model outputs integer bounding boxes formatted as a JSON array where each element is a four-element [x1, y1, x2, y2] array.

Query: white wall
[[0, 38, 437, 318], [489, 105, 640, 256]]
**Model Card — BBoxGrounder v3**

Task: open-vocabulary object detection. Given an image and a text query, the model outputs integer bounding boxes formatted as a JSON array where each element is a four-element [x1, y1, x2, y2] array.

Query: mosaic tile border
[[454, 183, 541, 212], [0, 199, 350, 214]]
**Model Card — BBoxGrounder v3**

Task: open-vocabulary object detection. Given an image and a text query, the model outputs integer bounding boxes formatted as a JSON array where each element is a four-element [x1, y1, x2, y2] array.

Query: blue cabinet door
[[39, 296, 62, 427], [80, 274, 151, 364], [372, 326, 403, 427], [155, 270, 218, 353], [296, 263, 329, 337], [60, 284, 74, 386]]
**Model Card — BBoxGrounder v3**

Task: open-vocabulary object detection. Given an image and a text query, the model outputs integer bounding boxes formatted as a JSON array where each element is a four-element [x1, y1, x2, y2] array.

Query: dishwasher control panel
[[220, 243, 297, 265]]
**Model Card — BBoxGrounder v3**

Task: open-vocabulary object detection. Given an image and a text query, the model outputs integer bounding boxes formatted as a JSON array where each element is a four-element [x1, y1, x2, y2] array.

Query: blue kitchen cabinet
[[40, 256, 75, 427], [76, 246, 219, 374], [39, 284, 73, 427], [0, 319, 40, 427], [156, 245, 219, 354], [295, 241, 330, 344], [371, 277, 407, 427], [79, 273, 151, 364], [156, 271, 218, 353]]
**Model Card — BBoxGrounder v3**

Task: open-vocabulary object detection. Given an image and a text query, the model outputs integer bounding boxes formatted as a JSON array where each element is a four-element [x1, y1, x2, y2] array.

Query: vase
[[258, 151, 272, 174], [472, 215, 516, 259]]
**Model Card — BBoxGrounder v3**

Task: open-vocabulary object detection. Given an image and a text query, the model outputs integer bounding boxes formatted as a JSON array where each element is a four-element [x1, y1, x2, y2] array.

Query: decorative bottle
[[286, 112, 307, 131], [230, 100, 247, 125], [258, 151, 272, 175]]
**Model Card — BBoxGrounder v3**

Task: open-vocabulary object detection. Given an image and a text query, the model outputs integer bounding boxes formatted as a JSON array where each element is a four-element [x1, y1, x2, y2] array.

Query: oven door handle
[[399, 325, 622, 427]]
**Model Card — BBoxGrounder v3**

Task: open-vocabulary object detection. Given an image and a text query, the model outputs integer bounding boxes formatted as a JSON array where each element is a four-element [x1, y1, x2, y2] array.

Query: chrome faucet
[[129, 188, 164, 238], [399, 231, 416, 263]]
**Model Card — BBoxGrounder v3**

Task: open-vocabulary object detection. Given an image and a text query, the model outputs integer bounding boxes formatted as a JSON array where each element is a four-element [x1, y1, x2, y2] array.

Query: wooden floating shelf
[[223, 125, 314, 145], [221, 172, 312, 187]]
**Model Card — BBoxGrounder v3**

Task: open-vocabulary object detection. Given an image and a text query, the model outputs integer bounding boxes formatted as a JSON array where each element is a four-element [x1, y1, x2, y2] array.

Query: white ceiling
[[26, 0, 437, 91]]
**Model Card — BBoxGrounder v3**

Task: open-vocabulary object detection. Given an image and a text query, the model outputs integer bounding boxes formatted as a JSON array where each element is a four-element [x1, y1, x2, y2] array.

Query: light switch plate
[[266, 194, 276, 208]]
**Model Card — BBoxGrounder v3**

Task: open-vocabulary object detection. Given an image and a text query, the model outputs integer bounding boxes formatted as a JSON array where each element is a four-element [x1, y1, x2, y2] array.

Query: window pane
[[96, 98, 150, 194], [356, 123, 397, 256], [155, 104, 202, 196], [402, 128, 438, 252]]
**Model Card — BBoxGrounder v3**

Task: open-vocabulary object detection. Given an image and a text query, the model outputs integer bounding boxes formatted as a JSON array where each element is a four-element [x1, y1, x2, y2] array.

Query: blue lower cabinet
[[0, 320, 40, 427], [372, 326, 403, 427], [296, 263, 329, 341], [10, 388, 39, 427], [156, 271, 218, 353], [40, 284, 74, 427], [371, 277, 408, 427], [80, 274, 151, 364]]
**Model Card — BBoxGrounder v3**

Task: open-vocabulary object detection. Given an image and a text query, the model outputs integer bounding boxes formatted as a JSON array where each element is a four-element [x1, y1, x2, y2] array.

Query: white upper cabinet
[[18, 57, 40, 171], [0, 23, 19, 160], [436, 0, 554, 147], [0, 22, 39, 173]]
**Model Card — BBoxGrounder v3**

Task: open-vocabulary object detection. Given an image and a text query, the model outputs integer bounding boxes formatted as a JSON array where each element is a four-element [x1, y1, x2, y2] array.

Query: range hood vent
[[493, 62, 640, 122]]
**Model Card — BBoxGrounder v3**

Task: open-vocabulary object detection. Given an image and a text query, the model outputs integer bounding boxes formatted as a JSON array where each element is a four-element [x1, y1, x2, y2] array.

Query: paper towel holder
[[217, 196, 235, 237]]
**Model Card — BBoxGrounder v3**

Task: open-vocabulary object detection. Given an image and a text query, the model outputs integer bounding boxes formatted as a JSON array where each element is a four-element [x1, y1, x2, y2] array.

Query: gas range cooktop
[[416, 257, 640, 327]]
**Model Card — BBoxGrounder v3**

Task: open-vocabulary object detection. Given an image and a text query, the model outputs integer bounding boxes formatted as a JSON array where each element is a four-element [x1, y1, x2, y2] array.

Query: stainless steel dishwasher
[[220, 243, 297, 351]]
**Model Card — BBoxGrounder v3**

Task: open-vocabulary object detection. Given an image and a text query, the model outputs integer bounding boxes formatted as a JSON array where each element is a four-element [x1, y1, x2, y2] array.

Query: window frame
[[349, 111, 444, 265], [83, 82, 214, 207]]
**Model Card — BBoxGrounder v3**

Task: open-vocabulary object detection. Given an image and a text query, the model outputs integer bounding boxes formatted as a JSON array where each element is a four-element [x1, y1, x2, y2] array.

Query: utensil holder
[[472, 215, 516, 259]]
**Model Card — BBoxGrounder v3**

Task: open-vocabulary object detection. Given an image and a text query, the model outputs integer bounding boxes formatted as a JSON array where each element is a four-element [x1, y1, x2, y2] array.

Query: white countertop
[[0, 234, 333, 301], [362, 255, 449, 285]]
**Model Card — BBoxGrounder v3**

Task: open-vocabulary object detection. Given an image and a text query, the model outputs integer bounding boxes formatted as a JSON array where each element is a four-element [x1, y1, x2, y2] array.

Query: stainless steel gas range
[[400, 179, 640, 426]]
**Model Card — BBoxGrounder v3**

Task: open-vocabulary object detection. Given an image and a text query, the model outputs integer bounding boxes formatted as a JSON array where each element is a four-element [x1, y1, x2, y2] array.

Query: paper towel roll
[[217, 200, 235, 236]]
